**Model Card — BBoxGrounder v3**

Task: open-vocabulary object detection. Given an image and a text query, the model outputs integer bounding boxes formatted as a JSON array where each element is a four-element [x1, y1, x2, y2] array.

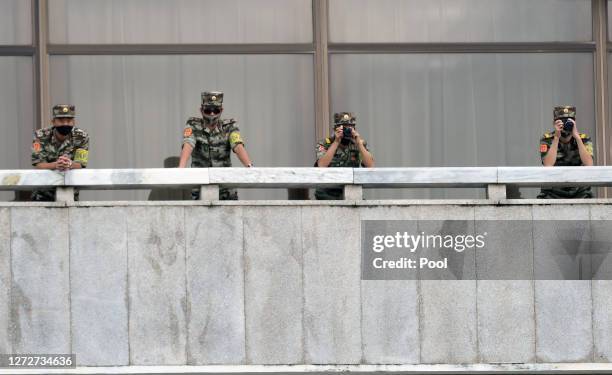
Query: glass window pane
[[330, 53, 595, 199], [330, 0, 592, 43], [49, 0, 313, 44], [50, 55, 315, 200], [0, 0, 32, 45], [0, 57, 35, 201]]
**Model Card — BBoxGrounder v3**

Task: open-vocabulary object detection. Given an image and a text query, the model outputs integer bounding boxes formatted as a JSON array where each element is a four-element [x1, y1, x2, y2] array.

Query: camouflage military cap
[[334, 112, 356, 126], [201, 91, 224, 107], [52, 104, 76, 118], [553, 105, 576, 120]]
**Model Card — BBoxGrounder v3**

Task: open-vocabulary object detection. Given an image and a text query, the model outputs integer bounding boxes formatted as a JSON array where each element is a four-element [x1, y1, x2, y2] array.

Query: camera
[[343, 126, 353, 139], [562, 118, 574, 133]]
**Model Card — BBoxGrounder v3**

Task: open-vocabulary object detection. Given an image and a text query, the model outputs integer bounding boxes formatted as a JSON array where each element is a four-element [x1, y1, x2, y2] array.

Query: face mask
[[203, 114, 221, 123], [55, 125, 73, 136]]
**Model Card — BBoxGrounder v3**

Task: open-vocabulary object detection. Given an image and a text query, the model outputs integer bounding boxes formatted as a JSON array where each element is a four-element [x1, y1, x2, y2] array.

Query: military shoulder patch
[[229, 132, 243, 144], [74, 148, 89, 164], [580, 133, 588, 139], [183, 127, 193, 137], [32, 141, 42, 153], [543, 132, 552, 139], [540, 144, 548, 153], [325, 138, 331, 144], [318, 144, 327, 152]]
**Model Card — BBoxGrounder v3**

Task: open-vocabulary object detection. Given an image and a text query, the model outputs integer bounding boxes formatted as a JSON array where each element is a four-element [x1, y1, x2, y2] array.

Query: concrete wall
[[0, 203, 611, 366]]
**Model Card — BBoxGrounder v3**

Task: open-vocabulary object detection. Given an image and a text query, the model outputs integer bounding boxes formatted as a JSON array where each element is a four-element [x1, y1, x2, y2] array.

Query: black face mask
[[55, 125, 73, 136]]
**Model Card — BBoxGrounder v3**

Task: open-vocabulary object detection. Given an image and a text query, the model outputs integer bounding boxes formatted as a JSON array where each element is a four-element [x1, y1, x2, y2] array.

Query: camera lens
[[343, 127, 353, 138]]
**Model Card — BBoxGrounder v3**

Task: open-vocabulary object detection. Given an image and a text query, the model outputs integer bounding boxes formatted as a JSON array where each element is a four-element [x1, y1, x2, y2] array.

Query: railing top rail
[[1, 167, 612, 191]]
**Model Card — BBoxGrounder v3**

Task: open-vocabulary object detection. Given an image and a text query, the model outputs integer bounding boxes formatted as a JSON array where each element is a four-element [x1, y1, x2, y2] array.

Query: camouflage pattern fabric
[[182, 116, 244, 200], [202, 91, 223, 107], [334, 112, 356, 126], [52, 104, 76, 118], [31, 126, 89, 201], [314, 136, 371, 200], [538, 131, 594, 199], [553, 105, 576, 120]]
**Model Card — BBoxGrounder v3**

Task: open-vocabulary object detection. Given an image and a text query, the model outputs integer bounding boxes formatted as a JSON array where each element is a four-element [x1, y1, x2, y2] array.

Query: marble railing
[[1, 167, 612, 201]]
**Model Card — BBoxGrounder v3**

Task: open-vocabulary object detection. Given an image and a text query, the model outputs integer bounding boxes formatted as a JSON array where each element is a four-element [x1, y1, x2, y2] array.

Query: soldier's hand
[[56, 156, 72, 171], [569, 119, 580, 139], [56, 161, 68, 171], [351, 128, 362, 144], [333, 127, 343, 144], [553, 120, 563, 139], [55, 160, 67, 171]]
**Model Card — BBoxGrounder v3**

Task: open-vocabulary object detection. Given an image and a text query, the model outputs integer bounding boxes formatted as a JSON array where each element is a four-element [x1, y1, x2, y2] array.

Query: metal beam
[[594, 0, 610, 199], [47, 44, 315, 55], [313, 0, 331, 142], [328, 42, 597, 54], [32, 0, 41, 131], [33, 0, 50, 129], [0, 46, 35, 56]]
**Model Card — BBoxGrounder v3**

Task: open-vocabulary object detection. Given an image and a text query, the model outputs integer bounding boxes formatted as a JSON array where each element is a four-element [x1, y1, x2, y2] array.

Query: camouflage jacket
[[31, 127, 89, 167], [538, 131, 594, 199], [30, 126, 89, 201], [314, 136, 372, 200], [315, 136, 371, 168], [182, 117, 243, 168]]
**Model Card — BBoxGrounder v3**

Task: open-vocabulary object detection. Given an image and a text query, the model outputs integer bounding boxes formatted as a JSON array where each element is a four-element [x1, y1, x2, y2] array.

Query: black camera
[[562, 118, 574, 133], [342, 126, 353, 139]]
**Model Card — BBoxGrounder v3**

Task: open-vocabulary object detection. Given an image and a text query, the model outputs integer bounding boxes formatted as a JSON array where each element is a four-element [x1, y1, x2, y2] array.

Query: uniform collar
[[203, 119, 221, 134]]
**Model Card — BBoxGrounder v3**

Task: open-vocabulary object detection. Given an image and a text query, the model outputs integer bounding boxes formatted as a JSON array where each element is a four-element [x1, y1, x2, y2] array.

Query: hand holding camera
[[568, 119, 580, 139], [554, 118, 577, 139], [333, 126, 344, 144], [553, 120, 564, 139]]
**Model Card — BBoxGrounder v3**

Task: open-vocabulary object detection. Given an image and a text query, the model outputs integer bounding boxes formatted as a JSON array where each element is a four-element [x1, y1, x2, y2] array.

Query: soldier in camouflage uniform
[[538, 105, 594, 199], [31, 104, 89, 201], [314, 112, 374, 200], [178, 91, 253, 200]]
